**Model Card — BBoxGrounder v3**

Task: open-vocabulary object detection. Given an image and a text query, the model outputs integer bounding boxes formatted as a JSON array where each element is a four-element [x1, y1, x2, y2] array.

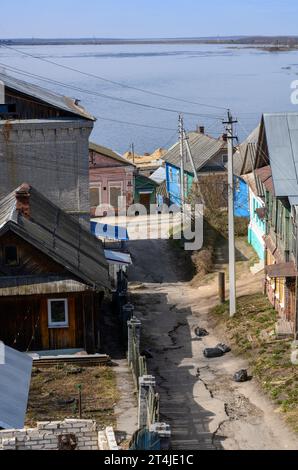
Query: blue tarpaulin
[[90, 221, 129, 241]]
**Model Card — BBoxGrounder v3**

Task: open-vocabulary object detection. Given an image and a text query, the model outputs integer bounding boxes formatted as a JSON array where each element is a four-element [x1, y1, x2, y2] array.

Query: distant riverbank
[[1, 36, 298, 49]]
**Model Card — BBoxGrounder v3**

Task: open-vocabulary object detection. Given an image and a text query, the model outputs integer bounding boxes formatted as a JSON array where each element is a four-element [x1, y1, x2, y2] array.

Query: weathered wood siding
[[0, 292, 101, 352]]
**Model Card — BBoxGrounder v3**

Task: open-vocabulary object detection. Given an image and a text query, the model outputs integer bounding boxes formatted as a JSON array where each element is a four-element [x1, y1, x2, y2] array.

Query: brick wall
[[0, 120, 93, 227], [0, 419, 110, 451]]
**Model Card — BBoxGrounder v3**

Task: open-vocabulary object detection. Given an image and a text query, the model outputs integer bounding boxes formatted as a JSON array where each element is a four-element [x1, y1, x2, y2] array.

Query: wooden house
[[89, 142, 135, 217], [0, 184, 110, 354], [163, 127, 228, 207], [253, 113, 298, 336]]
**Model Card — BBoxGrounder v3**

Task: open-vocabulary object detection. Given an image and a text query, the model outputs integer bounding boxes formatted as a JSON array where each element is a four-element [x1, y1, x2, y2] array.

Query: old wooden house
[[0, 72, 95, 227], [89, 142, 135, 217], [0, 184, 110, 354], [254, 113, 298, 336], [163, 126, 228, 207]]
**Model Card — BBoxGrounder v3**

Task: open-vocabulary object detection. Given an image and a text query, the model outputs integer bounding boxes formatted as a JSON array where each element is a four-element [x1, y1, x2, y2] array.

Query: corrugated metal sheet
[[263, 113, 298, 197], [163, 132, 227, 173], [0, 72, 95, 121], [0, 344, 33, 429], [0, 186, 110, 291]]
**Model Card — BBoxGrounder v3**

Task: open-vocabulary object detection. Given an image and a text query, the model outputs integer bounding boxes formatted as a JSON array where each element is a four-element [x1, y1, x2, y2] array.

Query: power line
[[0, 43, 228, 112], [0, 59, 224, 120]]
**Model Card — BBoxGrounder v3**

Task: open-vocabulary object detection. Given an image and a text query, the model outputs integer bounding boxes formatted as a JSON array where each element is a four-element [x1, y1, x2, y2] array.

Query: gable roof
[[0, 343, 33, 429], [233, 126, 260, 176], [163, 131, 227, 173], [0, 72, 95, 121], [89, 142, 134, 166], [261, 113, 298, 198], [0, 185, 110, 291]]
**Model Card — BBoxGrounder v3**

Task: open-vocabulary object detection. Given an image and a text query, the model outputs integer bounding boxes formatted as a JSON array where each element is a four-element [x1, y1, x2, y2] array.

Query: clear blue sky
[[1, 0, 297, 38]]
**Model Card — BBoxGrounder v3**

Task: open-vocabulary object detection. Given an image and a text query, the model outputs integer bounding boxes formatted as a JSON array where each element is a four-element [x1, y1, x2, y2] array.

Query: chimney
[[15, 183, 31, 219], [222, 133, 228, 142], [197, 125, 205, 134]]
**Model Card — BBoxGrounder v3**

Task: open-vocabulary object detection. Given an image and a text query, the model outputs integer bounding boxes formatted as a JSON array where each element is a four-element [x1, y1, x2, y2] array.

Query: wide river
[[0, 43, 298, 153]]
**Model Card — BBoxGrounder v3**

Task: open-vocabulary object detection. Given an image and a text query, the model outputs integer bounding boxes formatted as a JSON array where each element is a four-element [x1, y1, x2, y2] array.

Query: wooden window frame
[[4, 245, 19, 267], [48, 298, 69, 329]]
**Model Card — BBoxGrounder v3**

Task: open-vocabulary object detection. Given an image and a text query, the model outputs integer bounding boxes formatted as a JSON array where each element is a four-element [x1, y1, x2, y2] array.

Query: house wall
[[90, 165, 134, 216], [0, 291, 101, 353], [134, 175, 158, 206], [234, 177, 249, 218], [166, 163, 193, 206], [247, 188, 266, 260], [0, 120, 93, 227], [264, 191, 295, 333]]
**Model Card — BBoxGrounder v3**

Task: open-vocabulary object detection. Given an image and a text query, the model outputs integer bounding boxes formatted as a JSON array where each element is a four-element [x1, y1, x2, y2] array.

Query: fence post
[[138, 375, 156, 429], [218, 272, 225, 304], [149, 423, 171, 450], [122, 303, 135, 339], [127, 317, 141, 365]]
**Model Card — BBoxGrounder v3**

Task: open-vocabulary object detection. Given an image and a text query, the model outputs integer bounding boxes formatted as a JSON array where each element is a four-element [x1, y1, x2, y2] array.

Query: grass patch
[[210, 293, 298, 433], [26, 365, 119, 428]]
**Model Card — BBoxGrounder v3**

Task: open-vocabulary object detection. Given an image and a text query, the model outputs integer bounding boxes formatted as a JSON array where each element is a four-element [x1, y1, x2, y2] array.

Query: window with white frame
[[109, 182, 123, 208], [48, 299, 69, 328]]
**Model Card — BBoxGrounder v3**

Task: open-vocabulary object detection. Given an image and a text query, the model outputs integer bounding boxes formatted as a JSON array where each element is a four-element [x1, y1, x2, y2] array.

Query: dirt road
[[127, 238, 298, 450]]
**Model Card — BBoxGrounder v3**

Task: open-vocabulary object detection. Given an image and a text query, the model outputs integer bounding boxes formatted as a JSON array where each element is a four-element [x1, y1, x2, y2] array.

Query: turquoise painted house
[[164, 128, 228, 207], [233, 125, 265, 260]]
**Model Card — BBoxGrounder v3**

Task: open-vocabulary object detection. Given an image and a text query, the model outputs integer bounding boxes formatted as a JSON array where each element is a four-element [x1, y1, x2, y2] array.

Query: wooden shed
[[0, 184, 110, 354]]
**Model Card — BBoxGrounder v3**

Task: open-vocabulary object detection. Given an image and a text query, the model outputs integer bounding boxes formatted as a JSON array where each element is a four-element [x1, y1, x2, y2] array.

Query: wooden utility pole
[[223, 111, 237, 317], [179, 114, 185, 209], [131, 143, 135, 165]]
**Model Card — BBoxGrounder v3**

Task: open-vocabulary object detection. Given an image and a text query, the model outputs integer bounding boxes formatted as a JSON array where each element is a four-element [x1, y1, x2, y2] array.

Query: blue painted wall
[[234, 177, 249, 218], [166, 163, 193, 206]]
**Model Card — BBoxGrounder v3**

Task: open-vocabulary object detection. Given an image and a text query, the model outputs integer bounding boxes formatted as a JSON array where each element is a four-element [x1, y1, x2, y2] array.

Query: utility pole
[[179, 114, 185, 209], [183, 130, 199, 183], [131, 143, 135, 165], [223, 110, 238, 317]]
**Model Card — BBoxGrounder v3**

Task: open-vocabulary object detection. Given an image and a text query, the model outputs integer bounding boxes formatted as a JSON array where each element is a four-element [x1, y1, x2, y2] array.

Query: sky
[[0, 0, 298, 38]]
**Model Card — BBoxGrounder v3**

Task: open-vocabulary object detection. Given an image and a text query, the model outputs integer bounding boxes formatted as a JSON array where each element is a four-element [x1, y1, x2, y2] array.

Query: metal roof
[[0, 185, 110, 291], [233, 126, 260, 176], [149, 166, 166, 184], [0, 343, 33, 429], [89, 142, 135, 167], [262, 113, 298, 198], [0, 72, 95, 121], [163, 131, 227, 173]]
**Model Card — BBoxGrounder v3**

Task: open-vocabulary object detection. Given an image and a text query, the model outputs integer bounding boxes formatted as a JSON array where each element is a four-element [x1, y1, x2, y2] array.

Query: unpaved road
[[127, 238, 298, 450]]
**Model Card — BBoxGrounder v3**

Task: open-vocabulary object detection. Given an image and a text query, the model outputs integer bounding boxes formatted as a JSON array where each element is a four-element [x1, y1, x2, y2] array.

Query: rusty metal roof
[[266, 261, 297, 278], [0, 185, 110, 291], [163, 131, 227, 173], [0, 72, 95, 121]]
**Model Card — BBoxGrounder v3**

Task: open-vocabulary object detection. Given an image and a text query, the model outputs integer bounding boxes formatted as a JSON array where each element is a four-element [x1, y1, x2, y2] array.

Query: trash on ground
[[195, 327, 209, 337], [216, 343, 231, 354], [203, 347, 224, 358], [233, 369, 249, 383]]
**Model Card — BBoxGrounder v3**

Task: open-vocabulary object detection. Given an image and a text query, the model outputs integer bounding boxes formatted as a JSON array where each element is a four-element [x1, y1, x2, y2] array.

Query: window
[[48, 299, 69, 328], [4, 246, 18, 266], [90, 186, 101, 207], [222, 154, 228, 165], [109, 183, 123, 208]]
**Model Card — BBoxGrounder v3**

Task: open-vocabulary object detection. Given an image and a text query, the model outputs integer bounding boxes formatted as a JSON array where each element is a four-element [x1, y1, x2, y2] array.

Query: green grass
[[210, 294, 298, 434]]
